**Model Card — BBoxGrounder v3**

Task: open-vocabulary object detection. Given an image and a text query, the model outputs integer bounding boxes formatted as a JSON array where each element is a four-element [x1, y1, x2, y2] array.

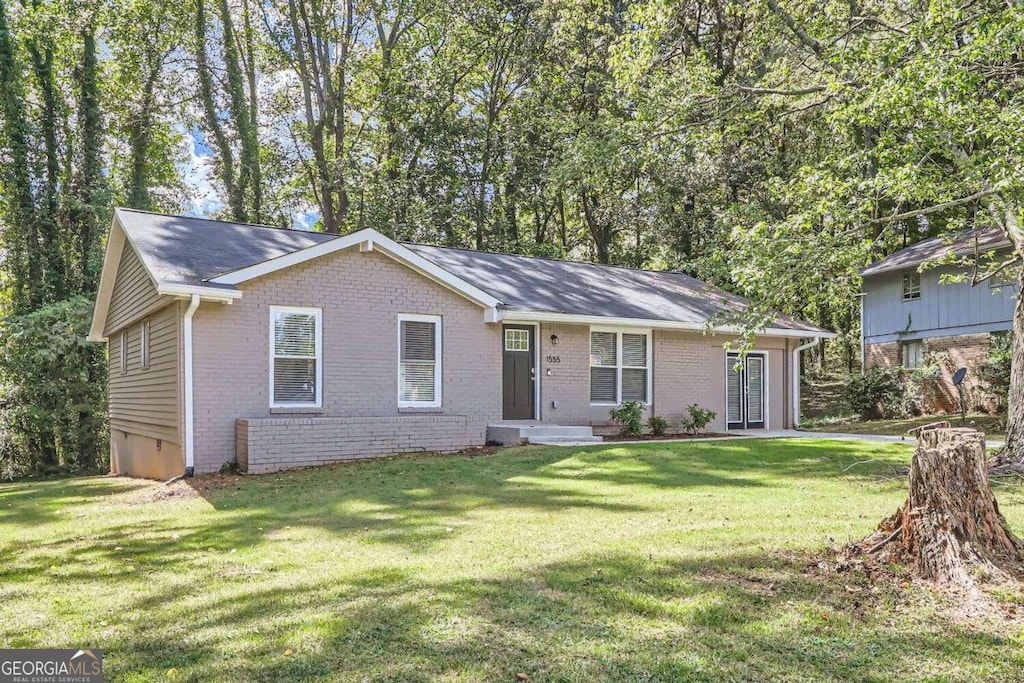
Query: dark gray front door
[[502, 325, 535, 420]]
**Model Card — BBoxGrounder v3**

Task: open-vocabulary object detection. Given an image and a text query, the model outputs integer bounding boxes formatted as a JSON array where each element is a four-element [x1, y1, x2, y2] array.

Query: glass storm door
[[726, 352, 766, 429]]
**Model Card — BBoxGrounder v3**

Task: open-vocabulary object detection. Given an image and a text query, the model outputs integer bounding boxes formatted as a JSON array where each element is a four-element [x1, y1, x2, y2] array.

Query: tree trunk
[[845, 427, 1022, 590], [998, 264, 1024, 466]]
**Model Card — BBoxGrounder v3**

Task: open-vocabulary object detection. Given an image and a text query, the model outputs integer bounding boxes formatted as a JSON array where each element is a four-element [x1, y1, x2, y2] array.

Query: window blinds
[[400, 319, 438, 403], [272, 310, 318, 405]]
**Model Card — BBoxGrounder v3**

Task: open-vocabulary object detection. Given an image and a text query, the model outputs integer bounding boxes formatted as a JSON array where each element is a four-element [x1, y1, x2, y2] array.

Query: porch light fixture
[[550, 334, 559, 345]]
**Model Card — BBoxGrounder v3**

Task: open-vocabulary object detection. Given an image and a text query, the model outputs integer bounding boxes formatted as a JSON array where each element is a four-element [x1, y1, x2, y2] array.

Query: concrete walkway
[[533, 428, 1005, 449]]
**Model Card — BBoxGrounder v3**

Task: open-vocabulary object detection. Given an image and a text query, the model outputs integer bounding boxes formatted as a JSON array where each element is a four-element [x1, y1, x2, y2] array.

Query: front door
[[726, 352, 766, 429], [502, 325, 535, 420]]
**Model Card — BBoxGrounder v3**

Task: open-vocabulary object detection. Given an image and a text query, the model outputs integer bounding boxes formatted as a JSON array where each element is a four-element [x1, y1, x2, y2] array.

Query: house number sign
[[545, 355, 561, 364]]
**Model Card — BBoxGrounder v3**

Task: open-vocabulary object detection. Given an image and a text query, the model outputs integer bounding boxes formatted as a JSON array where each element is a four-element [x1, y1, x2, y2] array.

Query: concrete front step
[[486, 423, 601, 446]]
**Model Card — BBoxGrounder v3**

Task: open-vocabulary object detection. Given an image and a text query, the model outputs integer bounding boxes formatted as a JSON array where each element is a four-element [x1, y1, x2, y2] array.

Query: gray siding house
[[90, 209, 832, 478], [861, 229, 1016, 412]]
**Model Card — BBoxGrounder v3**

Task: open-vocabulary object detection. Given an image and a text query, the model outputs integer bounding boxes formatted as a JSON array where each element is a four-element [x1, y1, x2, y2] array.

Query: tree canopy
[[1, 0, 1022, 476]]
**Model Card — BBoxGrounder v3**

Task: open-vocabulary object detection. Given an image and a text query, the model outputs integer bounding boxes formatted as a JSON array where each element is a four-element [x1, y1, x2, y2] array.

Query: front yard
[[2, 440, 1022, 682]]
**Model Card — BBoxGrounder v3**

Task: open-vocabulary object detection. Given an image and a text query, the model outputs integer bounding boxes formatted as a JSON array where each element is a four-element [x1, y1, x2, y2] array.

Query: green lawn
[[802, 414, 1007, 440], [2, 440, 1023, 682]]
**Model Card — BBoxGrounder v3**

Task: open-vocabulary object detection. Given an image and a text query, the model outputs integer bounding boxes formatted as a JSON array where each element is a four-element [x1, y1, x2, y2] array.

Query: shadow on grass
[[0, 439, 912, 583], [0, 476, 150, 526], [102, 550, 1014, 682]]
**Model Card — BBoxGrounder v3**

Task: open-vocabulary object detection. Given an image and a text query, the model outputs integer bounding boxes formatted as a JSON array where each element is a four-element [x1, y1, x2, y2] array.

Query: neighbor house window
[[902, 340, 923, 369], [140, 320, 150, 370], [119, 330, 127, 374], [269, 306, 322, 408], [902, 272, 921, 301], [399, 314, 442, 407], [589, 329, 651, 404]]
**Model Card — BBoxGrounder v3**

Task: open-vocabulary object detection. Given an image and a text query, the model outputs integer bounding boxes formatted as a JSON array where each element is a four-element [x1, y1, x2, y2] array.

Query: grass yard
[[2, 439, 1023, 682], [802, 414, 1007, 440]]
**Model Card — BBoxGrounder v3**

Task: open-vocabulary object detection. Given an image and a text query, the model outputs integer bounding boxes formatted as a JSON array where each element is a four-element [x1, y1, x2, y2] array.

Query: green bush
[[609, 401, 644, 437], [0, 296, 108, 480], [681, 404, 716, 435], [647, 415, 668, 436], [979, 332, 1011, 411], [844, 367, 904, 420]]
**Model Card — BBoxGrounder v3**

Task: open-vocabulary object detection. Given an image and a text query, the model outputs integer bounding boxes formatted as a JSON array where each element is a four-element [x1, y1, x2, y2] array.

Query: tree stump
[[845, 427, 1023, 590]]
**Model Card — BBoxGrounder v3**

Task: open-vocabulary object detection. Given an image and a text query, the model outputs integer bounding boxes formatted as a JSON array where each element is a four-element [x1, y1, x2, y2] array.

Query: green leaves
[[0, 296, 107, 479]]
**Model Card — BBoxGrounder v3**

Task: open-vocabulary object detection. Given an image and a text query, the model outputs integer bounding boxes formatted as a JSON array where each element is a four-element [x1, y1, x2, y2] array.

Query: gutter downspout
[[183, 294, 200, 477], [792, 337, 821, 429]]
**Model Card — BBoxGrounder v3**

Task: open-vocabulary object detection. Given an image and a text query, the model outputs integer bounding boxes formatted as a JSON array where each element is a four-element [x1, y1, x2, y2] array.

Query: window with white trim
[[902, 272, 921, 301], [270, 306, 322, 408], [399, 314, 442, 407], [140, 320, 150, 370], [590, 329, 650, 404], [119, 330, 127, 374]]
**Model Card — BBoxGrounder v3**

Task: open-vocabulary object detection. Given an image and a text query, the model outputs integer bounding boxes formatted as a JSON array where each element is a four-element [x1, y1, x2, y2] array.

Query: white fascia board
[[496, 310, 836, 339], [157, 284, 242, 302], [88, 215, 126, 341], [208, 227, 503, 310]]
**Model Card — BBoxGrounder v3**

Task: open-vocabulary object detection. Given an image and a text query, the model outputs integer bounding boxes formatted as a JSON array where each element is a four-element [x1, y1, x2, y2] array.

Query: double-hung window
[[902, 272, 921, 301], [398, 314, 442, 408], [269, 306, 322, 408], [590, 329, 651, 404]]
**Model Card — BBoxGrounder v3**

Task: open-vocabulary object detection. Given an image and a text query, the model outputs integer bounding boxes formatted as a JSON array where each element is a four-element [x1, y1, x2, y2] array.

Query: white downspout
[[183, 294, 201, 477], [792, 337, 821, 429]]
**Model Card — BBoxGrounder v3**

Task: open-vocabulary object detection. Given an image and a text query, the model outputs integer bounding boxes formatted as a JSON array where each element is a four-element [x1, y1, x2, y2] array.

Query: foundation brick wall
[[236, 415, 476, 474], [865, 341, 900, 370], [864, 334, 1000, 414], [922, 333, 1000, 413]]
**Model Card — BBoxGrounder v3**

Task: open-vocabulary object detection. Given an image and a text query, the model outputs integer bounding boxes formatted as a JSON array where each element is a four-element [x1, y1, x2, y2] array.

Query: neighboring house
[[861, 228, 1016, 412], [89, 208, 832, 478]]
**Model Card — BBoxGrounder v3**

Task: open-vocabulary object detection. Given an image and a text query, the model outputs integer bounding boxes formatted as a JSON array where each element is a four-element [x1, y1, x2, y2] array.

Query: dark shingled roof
[[114, 208, 828, 334], [861, 228, 1010, 277], [117, 208, 335, 286], [407, 244, 824, 332]]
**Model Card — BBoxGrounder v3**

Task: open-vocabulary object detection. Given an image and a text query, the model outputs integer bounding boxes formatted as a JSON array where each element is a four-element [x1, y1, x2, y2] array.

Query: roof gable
[[207, 229, 504, 310], [103, 238, 163, 336]]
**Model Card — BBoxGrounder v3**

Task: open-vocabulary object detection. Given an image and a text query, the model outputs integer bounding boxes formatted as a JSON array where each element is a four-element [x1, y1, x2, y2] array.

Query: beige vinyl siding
[[108, 303, 180, 443], [104, 242, 163, 336]]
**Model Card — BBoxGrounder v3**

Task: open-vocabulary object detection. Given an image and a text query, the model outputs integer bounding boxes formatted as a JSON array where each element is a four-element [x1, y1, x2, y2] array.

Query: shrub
[[0, 296, 108, 480], [844, 367, 904, 419], [609, 401, 644, 437], [979, 332, 1011, 411], [681, 404, 716, 435], [647, 415, 668, 436]]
